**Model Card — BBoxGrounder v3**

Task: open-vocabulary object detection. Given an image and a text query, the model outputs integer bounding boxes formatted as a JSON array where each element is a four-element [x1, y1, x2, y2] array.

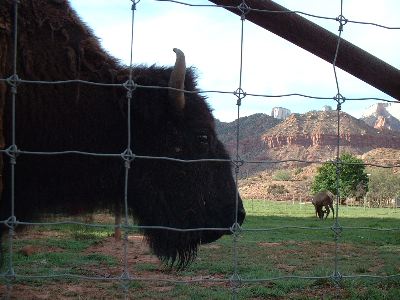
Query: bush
[[272, 170, 292, 181], [311, 153, 369, 198], [366, 168, 400, 206]]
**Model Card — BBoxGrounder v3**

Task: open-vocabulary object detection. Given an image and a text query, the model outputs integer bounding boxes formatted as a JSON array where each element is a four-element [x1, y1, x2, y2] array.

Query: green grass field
[[1, 200, 399, 299]]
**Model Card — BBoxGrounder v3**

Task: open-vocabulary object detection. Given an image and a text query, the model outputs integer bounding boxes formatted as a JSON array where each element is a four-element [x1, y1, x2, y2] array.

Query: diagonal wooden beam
[[209, 0, 400, 100]]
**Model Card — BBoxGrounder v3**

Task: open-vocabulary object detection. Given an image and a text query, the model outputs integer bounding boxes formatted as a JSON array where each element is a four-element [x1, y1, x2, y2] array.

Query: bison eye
[[197, 134, 209, 145], [196, 134, 210, 155]]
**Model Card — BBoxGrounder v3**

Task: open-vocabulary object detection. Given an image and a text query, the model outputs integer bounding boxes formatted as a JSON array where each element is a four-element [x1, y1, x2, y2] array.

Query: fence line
[[1, 0, 399, 299]]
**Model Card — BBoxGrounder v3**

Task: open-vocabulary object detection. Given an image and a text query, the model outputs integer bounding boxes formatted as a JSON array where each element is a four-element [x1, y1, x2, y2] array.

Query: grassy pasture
[[0, 200, 399, 299]]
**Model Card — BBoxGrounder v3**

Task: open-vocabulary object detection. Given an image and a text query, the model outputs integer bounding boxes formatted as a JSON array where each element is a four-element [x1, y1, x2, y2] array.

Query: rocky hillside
[[238, 148, 400, 200], [215, 113, 281, 150], [215, 110, 400, 177], [361, 148, 400, 172], [263, 110, 400, 153], [215, 114, 281, 175]]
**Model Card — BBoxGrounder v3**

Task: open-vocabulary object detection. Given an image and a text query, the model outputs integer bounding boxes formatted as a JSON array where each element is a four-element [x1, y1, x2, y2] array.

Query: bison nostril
[[237, 208, 246, 225]]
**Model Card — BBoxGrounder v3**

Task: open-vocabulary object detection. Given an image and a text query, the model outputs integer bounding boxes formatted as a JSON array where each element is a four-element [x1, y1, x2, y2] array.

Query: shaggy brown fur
[[0, 0, 245, 269]]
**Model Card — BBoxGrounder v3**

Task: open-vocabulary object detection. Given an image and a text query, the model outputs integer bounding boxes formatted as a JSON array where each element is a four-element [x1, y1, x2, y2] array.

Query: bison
[[311, 191, 335, 220], [0, 0, 245, 269]]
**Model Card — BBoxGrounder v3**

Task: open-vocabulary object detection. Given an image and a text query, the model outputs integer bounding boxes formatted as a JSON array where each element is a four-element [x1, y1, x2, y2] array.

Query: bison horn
[[168, 48, 186, 111]]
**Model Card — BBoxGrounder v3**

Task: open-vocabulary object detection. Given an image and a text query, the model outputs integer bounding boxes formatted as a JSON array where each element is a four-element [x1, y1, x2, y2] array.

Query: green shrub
[[273, 170, 292, 181], [311, 152, 369, 198]]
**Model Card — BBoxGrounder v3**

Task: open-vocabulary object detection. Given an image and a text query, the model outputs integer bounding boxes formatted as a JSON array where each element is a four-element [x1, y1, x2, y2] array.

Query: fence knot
[[5, 267, 16, 281], [121, 148, 135, 168], [238, 1, 250, 20], [230, 222, 242, 234], [131, 0, 140, 11], [123, 79, 137, 98], [233, 159, 244, 174], [119, 270, 133, 294], [331, 221, 342, 237], [5, 216, 17, 230], [122, 228, 130, 243], [120, 270, 133, 281], [334, 93, 345, 110], [331, 271, 343, 285], [5, 144, 20, 164], [115, 222, 130, 235], [336, 15, 348, 32], [234, 88, 246, 106], [6, 74, 20, 94], [229, 272, 242, 289], [233, 159, 244, 167], [6, 74, 20, 86]]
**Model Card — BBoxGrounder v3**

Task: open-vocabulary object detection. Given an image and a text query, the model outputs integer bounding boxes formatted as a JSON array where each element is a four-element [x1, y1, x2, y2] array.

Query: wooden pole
[[209, 0, 400, 100]]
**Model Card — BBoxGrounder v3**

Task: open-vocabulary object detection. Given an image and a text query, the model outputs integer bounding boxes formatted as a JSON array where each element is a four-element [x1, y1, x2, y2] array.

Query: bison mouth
[[141, 197, 245, 269], [200, 200, 246, 244]]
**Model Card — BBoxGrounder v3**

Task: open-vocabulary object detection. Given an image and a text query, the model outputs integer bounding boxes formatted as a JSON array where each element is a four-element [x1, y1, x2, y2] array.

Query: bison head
[[127, 49, 245, 268]]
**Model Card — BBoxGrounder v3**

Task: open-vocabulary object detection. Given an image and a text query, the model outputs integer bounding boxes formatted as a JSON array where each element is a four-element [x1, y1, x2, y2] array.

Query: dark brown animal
[[0, 0, 245, 269], [311, 191, 335, 220]]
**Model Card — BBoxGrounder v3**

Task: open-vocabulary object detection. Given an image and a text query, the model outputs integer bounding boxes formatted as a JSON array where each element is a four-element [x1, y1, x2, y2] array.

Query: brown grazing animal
[[311, 191, 335, 219], [0, 0, 245, 269]]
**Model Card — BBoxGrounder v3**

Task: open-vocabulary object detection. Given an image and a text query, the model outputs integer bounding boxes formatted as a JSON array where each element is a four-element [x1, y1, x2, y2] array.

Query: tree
[[366, 168, 400, 207], [311, 153, 369, 198]]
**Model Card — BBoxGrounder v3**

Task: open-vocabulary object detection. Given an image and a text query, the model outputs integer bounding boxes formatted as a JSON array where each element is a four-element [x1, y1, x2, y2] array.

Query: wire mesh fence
[[0, 0, 400, 299]]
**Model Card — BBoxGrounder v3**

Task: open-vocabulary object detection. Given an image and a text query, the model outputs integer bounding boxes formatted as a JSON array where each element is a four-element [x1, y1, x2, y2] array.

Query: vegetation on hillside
[[366, 168, 400, 207], [311, 153, 369, 198]]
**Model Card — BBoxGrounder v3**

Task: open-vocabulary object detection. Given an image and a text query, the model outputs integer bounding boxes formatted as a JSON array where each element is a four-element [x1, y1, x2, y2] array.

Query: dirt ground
[[0, 231, 231, 299], [0, 232, 359, 299], [0, 213, 395, 299]]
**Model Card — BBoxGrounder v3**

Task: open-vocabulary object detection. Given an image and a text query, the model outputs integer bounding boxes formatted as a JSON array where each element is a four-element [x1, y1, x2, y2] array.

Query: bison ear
[[168, 48, 186, 112]]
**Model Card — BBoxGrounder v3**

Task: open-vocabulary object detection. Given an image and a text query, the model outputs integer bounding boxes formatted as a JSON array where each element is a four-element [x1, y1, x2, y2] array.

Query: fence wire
[[0, 0, 399, 299]]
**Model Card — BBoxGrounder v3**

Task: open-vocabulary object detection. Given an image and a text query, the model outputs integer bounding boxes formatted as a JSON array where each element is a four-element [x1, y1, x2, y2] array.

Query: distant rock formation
[[361, 103, 400, 131], [215, 110, 400, 177], [271, 107, 291, 120], [263, 111, 400, 150]]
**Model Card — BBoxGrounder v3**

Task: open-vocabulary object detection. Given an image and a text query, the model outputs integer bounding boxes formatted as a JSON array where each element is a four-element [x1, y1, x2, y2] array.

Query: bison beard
[[0, 0, 245, 269]]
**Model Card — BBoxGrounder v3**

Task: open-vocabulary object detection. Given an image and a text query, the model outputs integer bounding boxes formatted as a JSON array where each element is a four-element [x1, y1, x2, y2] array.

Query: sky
[[68, 0, 400, 122]]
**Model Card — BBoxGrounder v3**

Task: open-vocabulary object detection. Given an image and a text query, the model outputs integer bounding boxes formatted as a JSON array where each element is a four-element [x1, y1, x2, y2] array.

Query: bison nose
[[235, 196, 245, 225], [237, 206, 246, 225]]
